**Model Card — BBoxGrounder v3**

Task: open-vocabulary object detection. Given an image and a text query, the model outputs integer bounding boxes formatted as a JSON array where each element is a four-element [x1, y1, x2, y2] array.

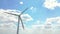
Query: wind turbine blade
[[4, 12, 18, 16], [20, 16, 25, 30], [20, 8, 28, 15]]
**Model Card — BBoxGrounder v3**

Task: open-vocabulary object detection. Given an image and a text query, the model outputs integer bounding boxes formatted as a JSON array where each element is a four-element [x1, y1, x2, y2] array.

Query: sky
[[0, 0, 60, 34]]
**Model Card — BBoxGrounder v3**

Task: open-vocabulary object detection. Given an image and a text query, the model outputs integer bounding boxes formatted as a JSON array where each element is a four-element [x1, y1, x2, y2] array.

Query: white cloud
[[30, 6, 37, 13], [0, 23, 17, 30], [0, 16, 60, 34], [24, 17, 60, 34], [30, 17, 60, 34], [45, 17, 60, 30], [0, 23, 33, 34], [43, 0, 60, 10], [20, 2, 24, 5], [0, 9, 34, 34], [0, 9, 60, 34], [30, 6, 34, 10], [21, 14, 33, 22], [0, 9, 33, 23], [0, 23, 17, 34], [45, 17, 60, 24]]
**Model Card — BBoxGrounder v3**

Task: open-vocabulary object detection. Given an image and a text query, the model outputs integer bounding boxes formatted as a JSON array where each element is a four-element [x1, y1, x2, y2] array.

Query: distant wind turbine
[[4, 8, 28, 34]]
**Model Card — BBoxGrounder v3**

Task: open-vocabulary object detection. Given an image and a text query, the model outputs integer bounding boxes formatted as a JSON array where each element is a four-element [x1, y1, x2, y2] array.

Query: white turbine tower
[[4, 8, 28, 34]]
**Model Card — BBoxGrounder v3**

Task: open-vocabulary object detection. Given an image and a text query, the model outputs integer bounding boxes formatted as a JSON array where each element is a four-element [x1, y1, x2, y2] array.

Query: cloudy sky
[[0, 0, 60, 34]]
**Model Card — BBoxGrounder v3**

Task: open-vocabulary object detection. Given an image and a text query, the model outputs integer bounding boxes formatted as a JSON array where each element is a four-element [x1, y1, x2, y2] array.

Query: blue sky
[[0, 0, 60, 34], [0, 0, 45, 25], [0, 0, 60, 20], [0, 0, 60, 27]]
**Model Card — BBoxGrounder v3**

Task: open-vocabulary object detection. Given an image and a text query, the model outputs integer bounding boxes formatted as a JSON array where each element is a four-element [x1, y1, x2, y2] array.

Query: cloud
[[43, 0, 60, 10], [0, 23, 17, 30], [0, 16, 60, 34], [0, 9, 33, 34], [30, 6, 34, 10], [20, 2, 24, 5], [30, 17, 60, 34], [0, 23, 33, 34], [45, 17, 60, 24], [0, 9, 60, 34], [21, 14, 33, 22], [30, 6, 37, 13], [0, 23, 17, 34], [45, 17, 60, 30], [0, 9, 33, 23]]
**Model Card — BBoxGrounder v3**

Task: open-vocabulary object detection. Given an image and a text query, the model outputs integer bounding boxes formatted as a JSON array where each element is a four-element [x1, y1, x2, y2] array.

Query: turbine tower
[[4, 8, 28, 34]]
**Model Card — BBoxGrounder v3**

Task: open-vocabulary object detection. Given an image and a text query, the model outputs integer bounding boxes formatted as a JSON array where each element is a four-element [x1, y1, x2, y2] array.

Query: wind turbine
[[4, 8, 28, 34]]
